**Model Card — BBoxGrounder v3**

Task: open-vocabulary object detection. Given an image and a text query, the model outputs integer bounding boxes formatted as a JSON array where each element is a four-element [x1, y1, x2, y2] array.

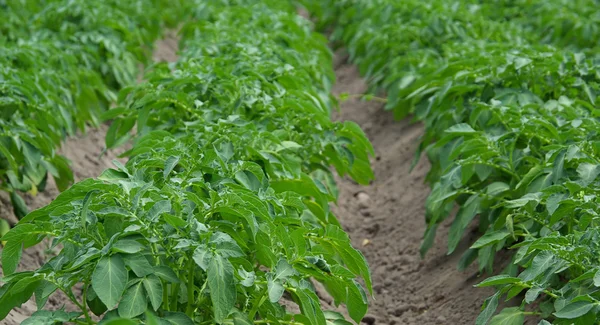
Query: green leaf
[[99, 169, 129, 181], [445, 123, 476, 135], [295, 288, 326, 325], [212, 232, 244, 258], [146, 200, 171, 222], [267, 276, 284, 303], [0, 141, 18, 171], [520, 251, 554, 282], [87, 286, 108, 316], [576, 163, 600, 186], [35, 281, 58, 310], [471, 230, 510, 249], [489, 307, 524, 325], [92, 255, 128, 309], [525, 287, 543, 304], [100, 319, 138, 325], [554, 301, 595, 319], [1, 224, 43, 243], [208, 254, 235, 322], [163, 312, 194, 325], [118, 280, 147, 318], [593, 269, 600, 287], [124, 254, 153, 277], [10, 192, 28, 220], [347, 280, 368, 323], [112, 239, 145, 254], [231, 309, 253, 325], [476, 275, 521, 287], [504, 193, 541, 208], [2, 239, 22, 276], [143, 275, 163, 311], [163, 156, 180, 179], [514, 57, 532, 69], [486, 182, 510, 196], [420, 224, 438, 257], [448, 195, 481, 254], [154, 266, 180, 283]]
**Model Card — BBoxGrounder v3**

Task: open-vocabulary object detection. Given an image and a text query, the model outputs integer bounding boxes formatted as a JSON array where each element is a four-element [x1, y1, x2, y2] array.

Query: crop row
[[0, 0, 182, 223], [300, 0, 600, 324], [0, 1, 374, 324]]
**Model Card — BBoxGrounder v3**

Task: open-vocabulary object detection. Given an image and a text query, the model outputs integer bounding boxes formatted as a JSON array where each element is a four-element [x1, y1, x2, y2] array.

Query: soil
[[1, 35, 502, 325], [324, 54, 504, 325]]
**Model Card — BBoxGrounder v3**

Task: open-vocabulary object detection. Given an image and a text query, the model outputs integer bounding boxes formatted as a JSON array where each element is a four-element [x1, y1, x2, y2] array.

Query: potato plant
[[0, 0, 374, 324], [300, 0, 600, 323], [0, 0, 184, 219]]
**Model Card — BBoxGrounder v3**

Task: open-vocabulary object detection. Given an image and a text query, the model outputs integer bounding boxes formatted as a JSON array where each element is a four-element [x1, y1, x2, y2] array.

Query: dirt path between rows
[[330, 55, 498, 324]]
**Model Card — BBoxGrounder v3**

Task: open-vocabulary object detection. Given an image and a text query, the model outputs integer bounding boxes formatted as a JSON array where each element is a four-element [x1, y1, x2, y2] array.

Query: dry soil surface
[[1, 41, 501, 325], [326, 55, 502, 325]]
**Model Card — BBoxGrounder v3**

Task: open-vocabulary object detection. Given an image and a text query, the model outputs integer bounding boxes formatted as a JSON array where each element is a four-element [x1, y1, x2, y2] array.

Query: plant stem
[[248, 289, 268, 320], [171, 282, 180, 311], [163, 280, 170, 311], [186, 257, 195, 317], [81, 281, 93, 324]]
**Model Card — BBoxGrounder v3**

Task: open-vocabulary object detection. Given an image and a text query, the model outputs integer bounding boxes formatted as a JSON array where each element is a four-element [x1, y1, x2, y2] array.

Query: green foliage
[[0, 0, 186, 217], [0, 0, 374, 324], [300, 0, 600, 323]]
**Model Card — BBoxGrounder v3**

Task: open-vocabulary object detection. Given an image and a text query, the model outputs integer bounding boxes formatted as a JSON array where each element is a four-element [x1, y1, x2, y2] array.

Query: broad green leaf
[[554, 301, 595, 319], [347, 280, 368, 323], [10, 192, 28, 220], [146, 200, 171, 222], [476, 275, 521, 287], [231, 309, 253, 325], [576, 163, 600, 186], [212, 232, 244, 258], [520, 251, 554, 282], [208, 254, 235, 322], [143, 275, 163, 311], [154, 266, 180, 283], [112, 239, 145, 254], [124, 254, 153, 277], [593, 269, 600, 287], [296, 288, 326, 325], [163, 312, 194, 325], [193, 245, 212, 271], [1, 224, 43, 243], [118, 280, 147, 318], [445, 123, 476, 135], [525, 287, 543, 304], [471, 230, 510, 249], [489, 307, 524, 325], [504, 193, 541, 208], [2, 240, 22, 276], [486, 182, 510, 196], [267, 276, 285, 303], [448, 195, 481, 254], [35, 281, 58, 310], [100, 319, 137, 325], [420, 224, 438, 257], [92, 255, 128, 309], [163, 156, 180, 179]]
